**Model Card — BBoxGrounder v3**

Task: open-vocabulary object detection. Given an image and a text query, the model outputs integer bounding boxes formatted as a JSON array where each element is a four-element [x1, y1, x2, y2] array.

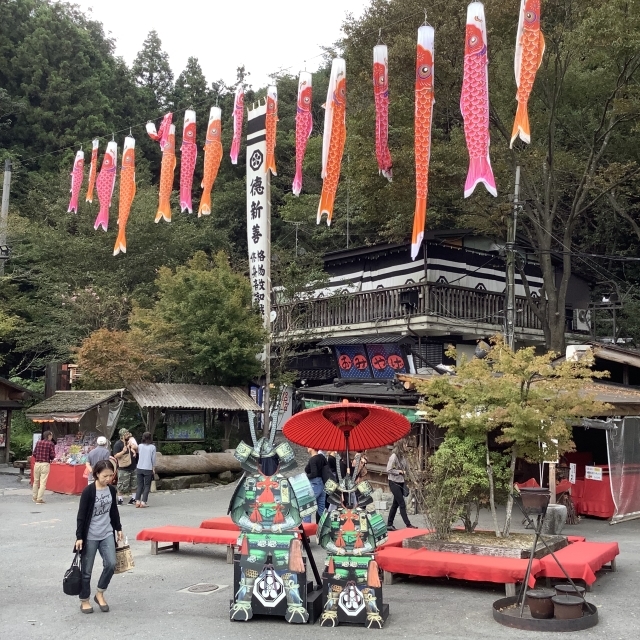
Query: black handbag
[[63, 551, 82, 596], [402, 483, 410, 498]]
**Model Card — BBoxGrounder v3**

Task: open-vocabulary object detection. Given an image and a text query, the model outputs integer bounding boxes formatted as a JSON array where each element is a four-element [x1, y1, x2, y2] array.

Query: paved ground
[[0, 468, 638, 640]]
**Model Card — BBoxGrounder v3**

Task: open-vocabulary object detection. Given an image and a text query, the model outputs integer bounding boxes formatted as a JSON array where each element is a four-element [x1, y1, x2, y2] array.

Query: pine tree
[[172, 57, 210, 111], [132, 30, 174, 111]]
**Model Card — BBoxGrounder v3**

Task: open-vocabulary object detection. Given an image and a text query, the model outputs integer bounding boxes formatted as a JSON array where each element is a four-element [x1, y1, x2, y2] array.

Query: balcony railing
[[273, 282, 543, 335]]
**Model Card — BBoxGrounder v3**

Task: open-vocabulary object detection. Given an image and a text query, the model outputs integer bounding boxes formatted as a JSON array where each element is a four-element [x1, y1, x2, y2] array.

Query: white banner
[[569, 463, 576, 484], [246, 103, 271, 326]]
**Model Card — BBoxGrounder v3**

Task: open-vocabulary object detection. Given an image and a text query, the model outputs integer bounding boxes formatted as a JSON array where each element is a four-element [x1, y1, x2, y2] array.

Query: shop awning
[[302, 399, 422, 424]]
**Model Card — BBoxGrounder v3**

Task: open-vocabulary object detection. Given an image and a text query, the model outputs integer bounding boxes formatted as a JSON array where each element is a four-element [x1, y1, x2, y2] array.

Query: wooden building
[[0, 377, 34, 464]]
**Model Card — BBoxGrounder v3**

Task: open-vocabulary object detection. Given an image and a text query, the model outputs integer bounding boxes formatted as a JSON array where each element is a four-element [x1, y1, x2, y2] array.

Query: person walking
[[85, 436, 110, 484], [75, 459, 123, 613], [113, 429, 138, 505], [32, 431, 55, 504], [386, 440, 417, 531], [304, 447, 327, 523], [134, 431, 156, 508]]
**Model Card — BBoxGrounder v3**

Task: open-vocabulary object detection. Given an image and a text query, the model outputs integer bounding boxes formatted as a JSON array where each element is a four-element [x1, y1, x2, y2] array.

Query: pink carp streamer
[[67, 149, 85, 213], [230, 85, 244, 165], [373, 44, 392, 181], [94, 141, 117, 231], [179, 110, 197, 213], [461, 2, 497, 198]]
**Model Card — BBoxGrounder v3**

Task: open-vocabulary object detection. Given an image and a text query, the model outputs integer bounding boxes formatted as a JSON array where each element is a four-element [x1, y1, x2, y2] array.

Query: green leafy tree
[[130, 251, 266, 385], [417, 336, 609, 536], [132, 30, 174, 111]]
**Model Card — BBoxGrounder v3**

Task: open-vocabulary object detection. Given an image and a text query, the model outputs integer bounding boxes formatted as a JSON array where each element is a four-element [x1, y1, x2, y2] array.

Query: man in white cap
[[85, 436, 111, 484]]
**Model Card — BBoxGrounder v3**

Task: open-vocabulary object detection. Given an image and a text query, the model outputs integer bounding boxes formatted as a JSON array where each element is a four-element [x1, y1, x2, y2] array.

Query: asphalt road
[[0, 471, 638, 640]]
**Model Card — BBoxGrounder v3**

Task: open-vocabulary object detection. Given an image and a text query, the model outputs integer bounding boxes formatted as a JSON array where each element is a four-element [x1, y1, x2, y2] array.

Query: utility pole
[[0, 159, 12, 276], [285, 221, 304, 257], [505, 166, 521, 351]]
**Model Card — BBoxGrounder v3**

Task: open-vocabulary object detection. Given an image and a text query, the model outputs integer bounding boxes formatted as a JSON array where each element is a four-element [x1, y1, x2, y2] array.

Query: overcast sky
[[72, 0, 371, 88]]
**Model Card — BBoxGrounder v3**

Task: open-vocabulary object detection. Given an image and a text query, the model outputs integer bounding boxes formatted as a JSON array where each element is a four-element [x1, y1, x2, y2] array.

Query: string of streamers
[[15, 8, 427, 166]]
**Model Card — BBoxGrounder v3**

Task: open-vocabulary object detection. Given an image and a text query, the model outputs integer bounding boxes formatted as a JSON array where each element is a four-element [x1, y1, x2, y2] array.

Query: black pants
[[135, 469, 153, 503], [388, 480, 411, 527]]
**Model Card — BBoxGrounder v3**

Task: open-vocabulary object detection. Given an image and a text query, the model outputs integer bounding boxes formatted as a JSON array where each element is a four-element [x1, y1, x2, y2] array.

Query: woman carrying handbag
[[75, 459, 123, 613], [386, 439, 417, 531]]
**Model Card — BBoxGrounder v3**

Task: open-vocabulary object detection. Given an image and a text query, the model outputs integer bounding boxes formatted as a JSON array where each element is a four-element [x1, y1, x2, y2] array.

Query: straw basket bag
[[115, 534, 134, 574]]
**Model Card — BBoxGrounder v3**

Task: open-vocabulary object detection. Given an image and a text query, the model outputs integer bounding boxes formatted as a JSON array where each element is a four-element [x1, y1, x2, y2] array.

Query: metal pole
[[0, 158, 12, 276], [505, 166, 520, 350]]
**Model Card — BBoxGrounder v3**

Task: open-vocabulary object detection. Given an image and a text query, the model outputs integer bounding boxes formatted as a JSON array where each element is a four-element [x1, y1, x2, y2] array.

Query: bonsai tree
[[417, 337, 608, 537], [414, 435, 510, 539]]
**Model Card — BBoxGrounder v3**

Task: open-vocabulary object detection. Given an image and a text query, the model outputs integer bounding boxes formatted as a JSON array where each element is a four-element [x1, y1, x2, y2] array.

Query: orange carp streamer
[[411, 25, 435, 261], [510, 0, 545, 147], [317, 58, 347, 226]]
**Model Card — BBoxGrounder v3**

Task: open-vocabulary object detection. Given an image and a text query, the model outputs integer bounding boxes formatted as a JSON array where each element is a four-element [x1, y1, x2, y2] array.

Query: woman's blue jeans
[[80, 535, 116, 600], [303, 477, 326, 523]]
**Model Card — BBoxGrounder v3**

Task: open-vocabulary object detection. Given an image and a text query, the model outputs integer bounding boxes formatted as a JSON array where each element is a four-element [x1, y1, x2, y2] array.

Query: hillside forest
[[1, 0, 640, 394]]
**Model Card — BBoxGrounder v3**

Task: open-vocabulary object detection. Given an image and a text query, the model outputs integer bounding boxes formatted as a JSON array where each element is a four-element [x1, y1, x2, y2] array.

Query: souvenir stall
[[26, 389, 124, 495]]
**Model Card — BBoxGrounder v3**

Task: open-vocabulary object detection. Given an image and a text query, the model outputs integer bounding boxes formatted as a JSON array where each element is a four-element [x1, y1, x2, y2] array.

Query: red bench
[[136, 526, 239, 563], [375, 546, 542, 596], [200, 516, 318, 538], [376, 528, 431, 550], [539, 541, 619, 588]]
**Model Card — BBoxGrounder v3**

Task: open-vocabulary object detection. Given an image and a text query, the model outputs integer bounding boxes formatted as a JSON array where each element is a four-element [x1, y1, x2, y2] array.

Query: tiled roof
[[127, 383, 260, 411]]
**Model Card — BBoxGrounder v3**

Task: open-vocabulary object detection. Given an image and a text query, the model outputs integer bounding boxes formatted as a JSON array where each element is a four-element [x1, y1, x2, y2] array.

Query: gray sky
[[72, 0, 370, 88]]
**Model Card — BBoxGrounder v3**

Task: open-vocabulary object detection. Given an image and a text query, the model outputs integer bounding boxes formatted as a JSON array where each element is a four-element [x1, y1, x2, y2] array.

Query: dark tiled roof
[[127, 383, 260, 411]]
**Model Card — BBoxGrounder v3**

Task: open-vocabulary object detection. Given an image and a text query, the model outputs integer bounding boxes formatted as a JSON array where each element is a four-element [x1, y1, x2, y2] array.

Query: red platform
[[376, 528, 431, 549], [375, 546, 541, 593], [136, 525, 240, 562], [539, 541, 619, 585], [30, 458, 86, 495], [199, 516, 318, 538]]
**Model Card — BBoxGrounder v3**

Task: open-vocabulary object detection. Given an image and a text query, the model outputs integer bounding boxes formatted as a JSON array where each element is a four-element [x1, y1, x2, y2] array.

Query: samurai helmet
[[325, 453, 373, 507], [233, 410, 297, 473]]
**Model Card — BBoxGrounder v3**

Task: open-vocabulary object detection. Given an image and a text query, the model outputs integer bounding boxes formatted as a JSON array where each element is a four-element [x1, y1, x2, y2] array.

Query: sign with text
[[585, 465, 603, 481], [246, 103, 271, 326], [569, 463, 576, 484]]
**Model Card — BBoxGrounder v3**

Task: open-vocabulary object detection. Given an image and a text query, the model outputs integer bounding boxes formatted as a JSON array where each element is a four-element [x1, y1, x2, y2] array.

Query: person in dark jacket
[[304, 447, 327, 523], [75, 459, 123, 613]]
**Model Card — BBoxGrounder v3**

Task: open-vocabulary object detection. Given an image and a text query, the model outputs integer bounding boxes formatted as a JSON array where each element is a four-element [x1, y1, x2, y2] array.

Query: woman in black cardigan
[[75, 459, 122, 613]]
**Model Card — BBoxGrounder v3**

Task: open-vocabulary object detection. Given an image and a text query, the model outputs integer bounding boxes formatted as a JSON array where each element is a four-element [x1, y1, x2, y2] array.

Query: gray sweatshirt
[[386, 452, 407, 484], [137, 443, 156, 471]]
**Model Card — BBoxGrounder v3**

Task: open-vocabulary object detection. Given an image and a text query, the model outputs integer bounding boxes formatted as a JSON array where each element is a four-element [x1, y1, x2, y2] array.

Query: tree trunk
[[155, 452, 242, 475], [486, 434, 501, 537], [502, 446, 519, 538]]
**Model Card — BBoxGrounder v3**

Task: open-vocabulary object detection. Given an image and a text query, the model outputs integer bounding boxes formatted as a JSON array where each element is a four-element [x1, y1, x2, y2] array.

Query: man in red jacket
[[32, 431, 55, 504]]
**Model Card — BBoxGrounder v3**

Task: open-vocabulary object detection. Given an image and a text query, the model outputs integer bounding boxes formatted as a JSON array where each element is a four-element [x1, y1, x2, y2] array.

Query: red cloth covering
[[136, 526, 239, 546], [199, 516, 317, 537], [539, 541, 619, 585], [29, 457, 86, 495], [377, 528, 431, 549], [375, 547, 541, 588], [572, 472, 615, 518]]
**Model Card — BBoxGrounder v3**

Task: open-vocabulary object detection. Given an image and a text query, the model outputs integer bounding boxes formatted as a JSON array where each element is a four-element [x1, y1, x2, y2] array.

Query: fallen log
[[155, 452, 242, 476]]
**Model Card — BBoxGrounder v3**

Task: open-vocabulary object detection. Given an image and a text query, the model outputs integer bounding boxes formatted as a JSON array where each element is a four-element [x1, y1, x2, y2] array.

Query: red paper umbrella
[[283, 400, 411, 457]]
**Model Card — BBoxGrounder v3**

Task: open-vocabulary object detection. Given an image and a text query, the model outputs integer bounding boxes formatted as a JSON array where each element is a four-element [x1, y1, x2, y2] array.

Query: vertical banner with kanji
[[246, 103, 271, 327]]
